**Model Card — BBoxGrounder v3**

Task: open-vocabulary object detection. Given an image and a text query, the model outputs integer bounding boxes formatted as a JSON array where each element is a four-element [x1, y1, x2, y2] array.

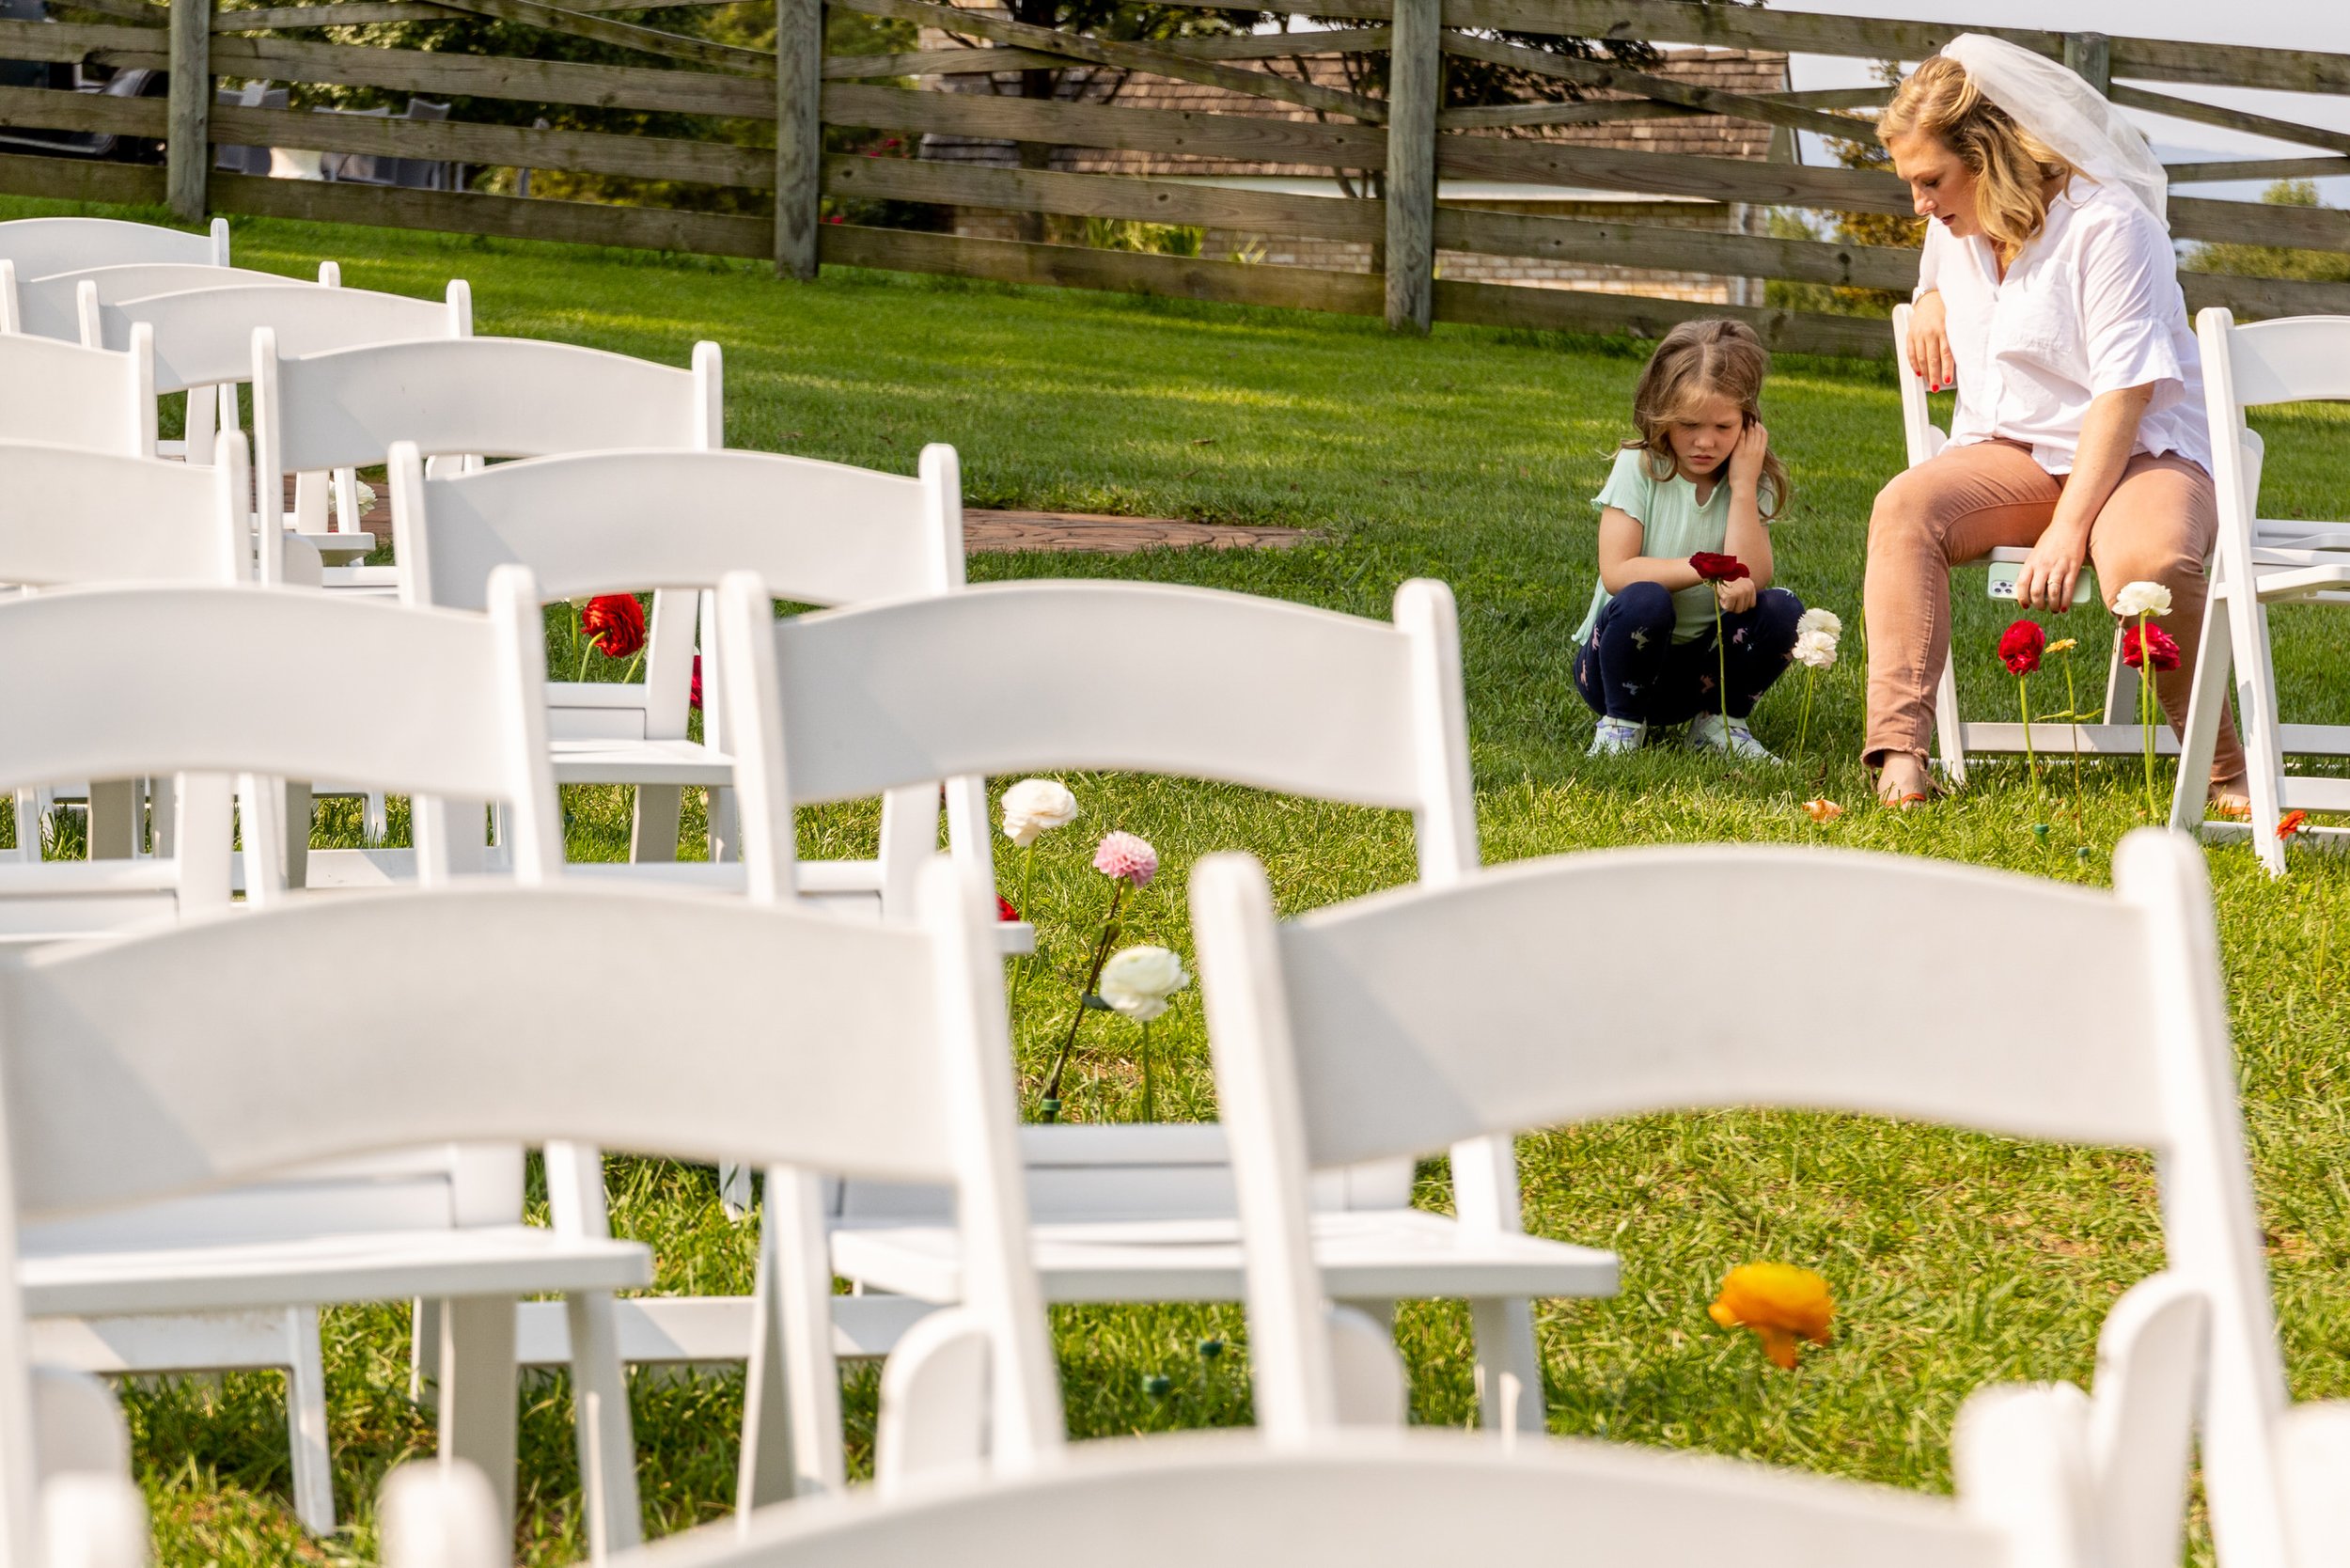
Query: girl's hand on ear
[[1729, 420, 1770, 493]]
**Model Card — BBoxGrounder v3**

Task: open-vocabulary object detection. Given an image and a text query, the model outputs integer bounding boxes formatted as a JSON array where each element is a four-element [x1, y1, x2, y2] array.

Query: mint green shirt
[[1573, 446, 1744, 646]]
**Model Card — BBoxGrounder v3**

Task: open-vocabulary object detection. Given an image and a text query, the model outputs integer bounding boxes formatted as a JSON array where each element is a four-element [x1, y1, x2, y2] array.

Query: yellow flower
[[1803, 798, 1843, 823], [2044, 637, 2077, 654], [1709, 1263, 1834, 1370]]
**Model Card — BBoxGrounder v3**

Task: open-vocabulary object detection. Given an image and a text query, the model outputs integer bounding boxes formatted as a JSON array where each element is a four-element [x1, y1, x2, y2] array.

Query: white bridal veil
[[1939, 33, 2170, 226]]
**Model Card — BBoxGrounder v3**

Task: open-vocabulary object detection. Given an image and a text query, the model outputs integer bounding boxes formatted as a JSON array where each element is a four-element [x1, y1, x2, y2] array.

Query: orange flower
[[1709, 1263, 1834, 1370], [2278, 809, 2310, 842], [1803, 798, 1842, 823]]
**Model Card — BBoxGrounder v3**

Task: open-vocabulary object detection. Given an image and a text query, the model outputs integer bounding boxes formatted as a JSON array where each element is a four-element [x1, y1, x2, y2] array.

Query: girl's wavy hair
[[1879, 55, 2078, 262], [1623, 318, 1790, 520]]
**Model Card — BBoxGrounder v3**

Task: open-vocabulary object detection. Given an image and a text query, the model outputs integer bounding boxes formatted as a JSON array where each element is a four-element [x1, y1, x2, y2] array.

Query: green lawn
[[9, 196, 2350, 1568]]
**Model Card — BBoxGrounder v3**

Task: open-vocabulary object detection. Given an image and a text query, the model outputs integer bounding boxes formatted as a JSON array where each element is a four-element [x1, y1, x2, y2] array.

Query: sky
[[1779, 0, 2350, 205]]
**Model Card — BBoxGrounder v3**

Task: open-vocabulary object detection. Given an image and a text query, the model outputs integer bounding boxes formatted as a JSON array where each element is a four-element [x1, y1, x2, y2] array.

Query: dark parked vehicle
[[0, 0, 168, 164]]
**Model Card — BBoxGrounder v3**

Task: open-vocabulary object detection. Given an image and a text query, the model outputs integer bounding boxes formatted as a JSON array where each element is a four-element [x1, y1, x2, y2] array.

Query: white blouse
[[1919, 177, 2211, 476]]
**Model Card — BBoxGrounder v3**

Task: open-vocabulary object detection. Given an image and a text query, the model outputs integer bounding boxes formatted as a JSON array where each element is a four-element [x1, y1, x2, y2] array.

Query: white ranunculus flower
[[1793, 628, 1839, 670], [1000, 777, 1078, 848], [2113, 580, 2172, 618], [1795, 607, 1841, 640], [1097, 945, 1189, 1023], [339, 480, 377, 525]]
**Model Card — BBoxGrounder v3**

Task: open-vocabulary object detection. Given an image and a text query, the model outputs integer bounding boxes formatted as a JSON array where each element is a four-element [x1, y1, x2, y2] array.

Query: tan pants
[[1862, 438, 2247, 788]]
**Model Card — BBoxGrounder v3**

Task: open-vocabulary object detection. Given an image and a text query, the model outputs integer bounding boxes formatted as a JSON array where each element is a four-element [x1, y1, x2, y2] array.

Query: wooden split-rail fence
[[1, 0, 2346, 355]]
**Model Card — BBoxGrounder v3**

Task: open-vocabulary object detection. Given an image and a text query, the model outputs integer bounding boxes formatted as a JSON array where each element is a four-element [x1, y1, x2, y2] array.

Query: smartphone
[[1987, 561, 2097, 608]]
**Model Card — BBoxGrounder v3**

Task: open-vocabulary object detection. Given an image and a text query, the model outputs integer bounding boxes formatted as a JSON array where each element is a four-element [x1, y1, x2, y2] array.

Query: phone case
[[1986, 562, 2097, 608]]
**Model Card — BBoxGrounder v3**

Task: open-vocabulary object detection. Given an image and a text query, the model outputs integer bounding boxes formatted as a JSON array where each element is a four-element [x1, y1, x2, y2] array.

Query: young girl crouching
[[1573, 318, 1804, 760]]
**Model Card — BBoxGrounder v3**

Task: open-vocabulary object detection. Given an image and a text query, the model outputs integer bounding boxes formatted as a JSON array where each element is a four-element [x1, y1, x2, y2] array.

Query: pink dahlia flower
[[1092, 831, 1158, 889]]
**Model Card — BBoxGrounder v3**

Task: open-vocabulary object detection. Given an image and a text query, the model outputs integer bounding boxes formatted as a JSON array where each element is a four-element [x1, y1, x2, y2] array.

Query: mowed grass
[[8, 196, 2350, 1568]]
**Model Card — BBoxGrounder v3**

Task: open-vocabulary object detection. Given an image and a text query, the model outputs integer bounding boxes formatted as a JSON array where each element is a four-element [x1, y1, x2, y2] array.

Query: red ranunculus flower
[[2278, 809, 2309, 841], [1689, 552, 1750, 584], [1998, 619, 2045, 676], [581, 593, 647, 660], [996, 894, 1020, 922], [2121, 622, 2181, 673], [689, 653, 702, 712]]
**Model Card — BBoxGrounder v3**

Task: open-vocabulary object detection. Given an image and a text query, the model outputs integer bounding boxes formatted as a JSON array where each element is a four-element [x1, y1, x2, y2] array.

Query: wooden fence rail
[[0, 0, 2344, 355]]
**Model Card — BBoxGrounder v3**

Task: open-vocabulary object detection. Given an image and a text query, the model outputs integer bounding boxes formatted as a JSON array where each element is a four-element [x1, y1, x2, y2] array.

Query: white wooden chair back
[[250, 334, 719, 584], [446, 1419, 2097, 1568], [8, 262, 326, 343], [393, 440, 962, 792], [0, 330, 154, 458], [1189, 829, 2289, 1568], [2182, 309, 2350, 872], [1891, 301, 1949, 467], [0, 857, 1057, 1568], [95, 278, 467, 396], [0, 571, 558, 924], [0, 215, 227, 281], [0, 438, 243, 589]]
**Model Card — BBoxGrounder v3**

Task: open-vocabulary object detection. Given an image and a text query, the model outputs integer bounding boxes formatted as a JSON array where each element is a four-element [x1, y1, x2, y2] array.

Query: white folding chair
[[0, 571, 653, 1546], [0, 858, 1057, 1560], [9, 261, 326, 343], [389, 1416, 2104, 1568], [88, 278, 472, 566], [0, 435, 250, 880], [0, 329, 154, 458], [713, 573, 1593, 1498], [2171, 310, 2350, 873], [371, 438, 963, 889], [0, 215, 227, 281], [1892, 305, 2154, 781], [1189, 828, 2336, 1568], [0, 1364, 146, 1568], [252, 333, 719, 860]]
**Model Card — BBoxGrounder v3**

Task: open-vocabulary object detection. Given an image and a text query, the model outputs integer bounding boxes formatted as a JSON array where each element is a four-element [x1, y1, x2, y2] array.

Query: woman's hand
[[1729, 420, 1770, 494], [1907, 290, 1955, 393], [1716, 577, 1759, 615], [2016, 522, 2090, 612]]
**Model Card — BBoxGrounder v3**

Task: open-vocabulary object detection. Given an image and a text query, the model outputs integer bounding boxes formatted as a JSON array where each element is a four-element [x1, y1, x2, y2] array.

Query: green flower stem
[[1794, 667, 1815, 765], [2016, 672, 2040, 792], [574, 639, 592, 684], [1042, 883, 1126, 1104], [1714, 590, 1730, 734], [1139, 1022, 1154, 1122], [2061, 650, 2089, 831]]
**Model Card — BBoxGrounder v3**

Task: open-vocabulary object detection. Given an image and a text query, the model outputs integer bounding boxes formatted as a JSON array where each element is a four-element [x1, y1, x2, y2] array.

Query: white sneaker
[[1588, 716, 1647, 757], [1686, 713, 1781, 763]]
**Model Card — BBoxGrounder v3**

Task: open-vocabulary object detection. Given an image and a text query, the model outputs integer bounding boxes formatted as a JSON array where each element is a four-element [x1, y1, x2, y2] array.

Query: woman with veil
[[1862, 35, 2247, 809]]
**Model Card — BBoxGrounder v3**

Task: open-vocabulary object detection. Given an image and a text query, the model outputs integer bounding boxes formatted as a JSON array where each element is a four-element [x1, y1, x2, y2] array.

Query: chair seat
[[21, 1225, 651, 1317], [831, 1208, 1619, 1306], [550, 738, 734, 788]]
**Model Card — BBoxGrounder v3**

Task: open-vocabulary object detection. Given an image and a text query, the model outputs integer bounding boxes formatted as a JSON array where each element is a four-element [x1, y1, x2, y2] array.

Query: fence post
[[775, 0, 823, 281], [165, 0, 212, 222], [2062, 31, 2111, 96], [1384, 0, 1439, 334]]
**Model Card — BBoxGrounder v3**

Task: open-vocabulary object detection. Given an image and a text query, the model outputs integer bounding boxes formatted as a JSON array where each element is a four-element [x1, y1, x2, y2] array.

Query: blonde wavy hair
[[1880, 55, 2079, 262], [1622, 319, 1789, 521]]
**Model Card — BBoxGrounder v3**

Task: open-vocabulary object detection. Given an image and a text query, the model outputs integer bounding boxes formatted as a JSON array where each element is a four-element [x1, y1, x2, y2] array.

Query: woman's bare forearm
[[2053, 384, 2154, 541]]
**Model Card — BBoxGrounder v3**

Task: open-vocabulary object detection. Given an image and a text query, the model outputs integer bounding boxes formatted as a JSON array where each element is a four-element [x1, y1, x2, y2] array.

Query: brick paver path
[[964, 510, 1314, 554], [337, 488, 1310, 557]]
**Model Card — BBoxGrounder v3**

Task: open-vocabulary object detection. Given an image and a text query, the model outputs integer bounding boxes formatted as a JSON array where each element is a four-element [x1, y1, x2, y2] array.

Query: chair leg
[[2231, 596, 2290, 878], [284, 1307, 337, 1536], [1468, 1296, 1545, 1441], [1932, 651, 1968, 784], [564, 1292, 642, 1560], [739, 1168, 843, 1516], [706, 786, 740, 865], [365, 792, 390, 844], [629, 786, 682, 865], [86, 781, 136, 860], [716, 1164, 752, 1222], [284, 781, 313, 890], [436, 1295, 519, 1534], [2171, 593, 2232, 833], [411, 1297, 442, 1407]]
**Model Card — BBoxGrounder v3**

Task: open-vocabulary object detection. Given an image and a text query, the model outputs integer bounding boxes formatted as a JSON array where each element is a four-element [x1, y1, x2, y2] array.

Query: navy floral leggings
[[1573, 580, 1805, 724]]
